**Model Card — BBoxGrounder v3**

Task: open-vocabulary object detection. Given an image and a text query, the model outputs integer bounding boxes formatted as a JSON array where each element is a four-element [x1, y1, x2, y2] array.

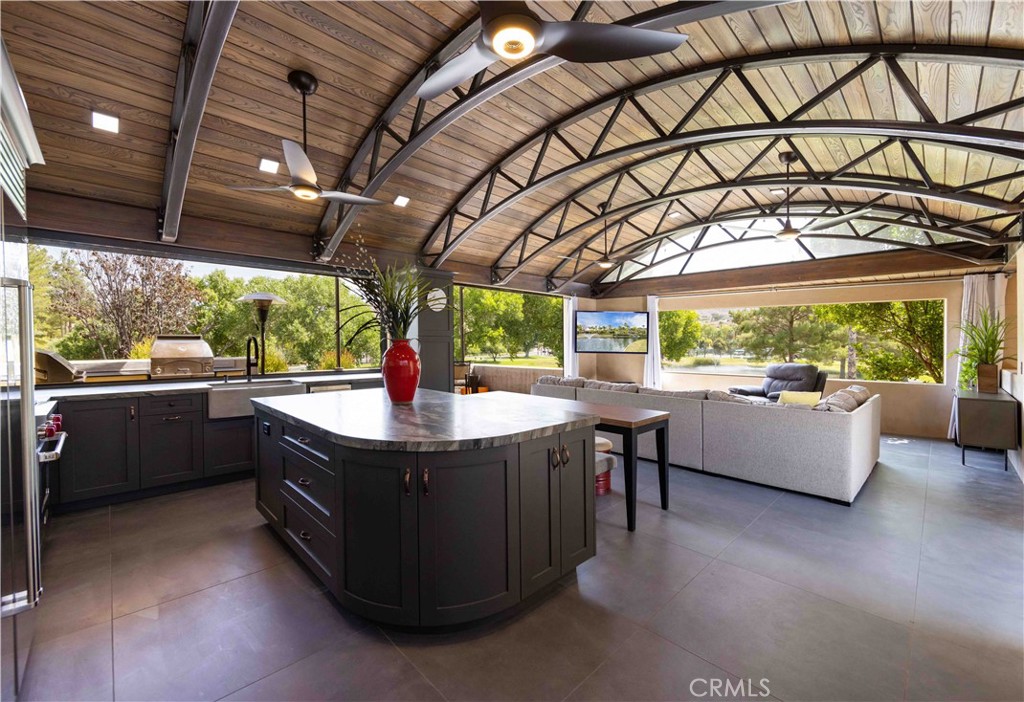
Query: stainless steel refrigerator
[[1, 192, 43, 700]]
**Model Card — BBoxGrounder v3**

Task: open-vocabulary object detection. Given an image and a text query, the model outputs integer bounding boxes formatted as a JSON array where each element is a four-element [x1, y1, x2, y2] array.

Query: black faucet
[[245, 336, 260, 382]]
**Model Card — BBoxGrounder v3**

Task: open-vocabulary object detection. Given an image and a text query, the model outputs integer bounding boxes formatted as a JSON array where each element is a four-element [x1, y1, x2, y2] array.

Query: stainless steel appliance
[[149, 334, 215, 378], [33, 349, 82, 385]]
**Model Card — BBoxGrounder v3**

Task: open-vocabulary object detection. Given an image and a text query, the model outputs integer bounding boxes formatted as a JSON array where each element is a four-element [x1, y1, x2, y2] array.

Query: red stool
[[595, 436, 614, 495]]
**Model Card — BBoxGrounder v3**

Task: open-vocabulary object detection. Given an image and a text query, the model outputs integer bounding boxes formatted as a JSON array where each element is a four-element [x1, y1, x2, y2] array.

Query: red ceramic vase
[[382, 339, 421, 403]]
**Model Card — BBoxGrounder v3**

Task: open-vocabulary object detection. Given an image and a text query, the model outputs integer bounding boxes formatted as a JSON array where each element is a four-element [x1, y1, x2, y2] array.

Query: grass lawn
[[465, 356, 561, 368]]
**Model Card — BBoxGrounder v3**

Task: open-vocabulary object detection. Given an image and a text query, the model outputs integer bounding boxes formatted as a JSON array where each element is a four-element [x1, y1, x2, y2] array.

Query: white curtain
[[948, 273, 1006, 438], [644, 295, 662, 388], [562, 296, 579, 377]]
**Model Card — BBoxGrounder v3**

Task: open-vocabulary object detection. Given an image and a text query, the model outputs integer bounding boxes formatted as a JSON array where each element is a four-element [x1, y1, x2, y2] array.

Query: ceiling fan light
[[490, 16, 538, 59], [291, 183, 320, 201], [775, 224, 801, 241], [596, 258, 615, 269]]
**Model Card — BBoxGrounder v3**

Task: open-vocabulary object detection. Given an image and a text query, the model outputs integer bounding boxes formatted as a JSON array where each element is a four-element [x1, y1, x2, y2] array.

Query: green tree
[[731, 305, 839, 364], [460, 287, 522, 361], [522, 293, 563, 364], [659, 310, 702, 361], [818, 300, 945, 383]]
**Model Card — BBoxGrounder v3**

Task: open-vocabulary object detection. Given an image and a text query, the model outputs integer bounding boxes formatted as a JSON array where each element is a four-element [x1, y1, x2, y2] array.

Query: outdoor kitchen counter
[[252, 388, 601, 452], [35, 372, 383, 402]]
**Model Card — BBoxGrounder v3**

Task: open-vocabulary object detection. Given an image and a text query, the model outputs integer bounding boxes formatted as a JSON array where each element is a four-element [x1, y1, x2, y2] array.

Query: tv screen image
[[575, 311, 649, 354]]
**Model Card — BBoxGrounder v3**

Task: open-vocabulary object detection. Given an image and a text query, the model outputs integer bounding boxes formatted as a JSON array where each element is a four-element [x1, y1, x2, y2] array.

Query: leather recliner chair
[[729, 363, 828, 402]]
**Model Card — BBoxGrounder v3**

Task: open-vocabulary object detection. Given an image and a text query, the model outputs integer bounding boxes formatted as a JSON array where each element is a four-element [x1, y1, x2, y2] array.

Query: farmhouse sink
[[207, 380, 306, 418]]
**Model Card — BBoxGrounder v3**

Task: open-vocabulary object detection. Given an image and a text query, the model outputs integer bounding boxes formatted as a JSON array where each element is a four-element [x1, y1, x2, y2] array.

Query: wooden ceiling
[[3, 1, 1022, 296]]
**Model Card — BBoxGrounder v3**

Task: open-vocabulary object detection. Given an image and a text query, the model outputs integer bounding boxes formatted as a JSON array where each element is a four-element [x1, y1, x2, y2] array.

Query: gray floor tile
[[649, 561, 911, 701], [222, 626, 442, 701], [34, 555, 111, 644], [113, 560, 365, 701], [389, 585, 639, 701], [42, 507, 110, 570], [906, 630, 1024, 702], [566, 628, 774, 702], [19, 622, 112, 702]]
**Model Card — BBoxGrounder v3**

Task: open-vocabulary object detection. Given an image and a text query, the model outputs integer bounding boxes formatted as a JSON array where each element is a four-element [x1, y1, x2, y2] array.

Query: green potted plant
[[337, 238, 437, 403], [955, 309, 1015, 393]]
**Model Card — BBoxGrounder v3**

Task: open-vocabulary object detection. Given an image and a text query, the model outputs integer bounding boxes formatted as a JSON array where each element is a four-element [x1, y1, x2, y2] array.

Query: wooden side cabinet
[[59, 397, 140, 502], [956, 388, 1021, 470]]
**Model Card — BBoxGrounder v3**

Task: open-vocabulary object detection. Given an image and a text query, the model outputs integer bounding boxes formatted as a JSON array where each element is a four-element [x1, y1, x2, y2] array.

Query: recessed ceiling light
[[393, 195, 410, 207], [258, 158, 280, 174], [91, 112, 119, 133], [769, 187, 787, 195], [668, 211, 682, 218]]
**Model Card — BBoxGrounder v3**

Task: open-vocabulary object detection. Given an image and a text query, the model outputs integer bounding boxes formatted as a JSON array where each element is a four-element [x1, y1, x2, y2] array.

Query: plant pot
[[976, 363, 999, 393], [382, 339, 421, 403]]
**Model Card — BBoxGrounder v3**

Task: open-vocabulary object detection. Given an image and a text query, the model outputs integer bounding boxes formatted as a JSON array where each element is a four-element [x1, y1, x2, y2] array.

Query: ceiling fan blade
[[227, 185, 292, 192], [282, 139, 318, 187], [319, 191, 389, 206], [417, 41, 500, 100], [539, 22, 686, 63], [478, 0, 531, 25], [803, 208, 874, 232]]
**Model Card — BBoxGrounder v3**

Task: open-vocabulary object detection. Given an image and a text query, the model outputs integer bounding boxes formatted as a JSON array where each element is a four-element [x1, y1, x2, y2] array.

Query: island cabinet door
[[417, 445, 521, 626], [336, 448, 419, 626], [558, 428, 596, 574], [519, 436, 561, 598], [255, 415, 282, 528]]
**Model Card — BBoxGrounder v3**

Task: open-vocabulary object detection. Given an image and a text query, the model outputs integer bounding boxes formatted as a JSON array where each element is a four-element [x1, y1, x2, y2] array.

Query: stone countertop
[[36, 372, 383, 403], [252, 389, 601, 452]]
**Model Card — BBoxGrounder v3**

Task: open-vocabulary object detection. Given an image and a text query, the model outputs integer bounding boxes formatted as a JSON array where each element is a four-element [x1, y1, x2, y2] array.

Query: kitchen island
[[252, 388, 600, 628]]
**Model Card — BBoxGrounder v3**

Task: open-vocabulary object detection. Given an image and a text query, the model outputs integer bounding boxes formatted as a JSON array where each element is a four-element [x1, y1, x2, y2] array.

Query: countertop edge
[[252, 398, 601, 452]]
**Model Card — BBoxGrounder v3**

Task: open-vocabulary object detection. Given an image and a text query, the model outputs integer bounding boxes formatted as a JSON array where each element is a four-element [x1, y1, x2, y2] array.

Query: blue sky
[[577, 311, 647, 329]]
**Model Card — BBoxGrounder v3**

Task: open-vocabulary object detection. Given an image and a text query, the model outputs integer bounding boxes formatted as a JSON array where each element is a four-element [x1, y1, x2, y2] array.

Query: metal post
[[334, 277, 342, 369], [459, 285, 466, 363]]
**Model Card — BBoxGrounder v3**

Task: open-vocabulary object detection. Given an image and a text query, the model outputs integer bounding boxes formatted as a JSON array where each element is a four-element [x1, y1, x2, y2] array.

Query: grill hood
[[149, 335, 214, 378]]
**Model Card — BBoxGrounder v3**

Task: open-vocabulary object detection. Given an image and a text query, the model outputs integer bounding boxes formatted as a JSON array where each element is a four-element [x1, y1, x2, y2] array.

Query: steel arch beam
[[422, 43, 1024, 264], [545, 201, 1016, 291], [315, 0, 785, 261]]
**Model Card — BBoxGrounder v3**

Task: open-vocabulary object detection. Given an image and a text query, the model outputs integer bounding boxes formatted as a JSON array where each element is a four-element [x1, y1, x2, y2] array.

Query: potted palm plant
[[337, 239, 437, 404], [956, 309, 1015, 393]]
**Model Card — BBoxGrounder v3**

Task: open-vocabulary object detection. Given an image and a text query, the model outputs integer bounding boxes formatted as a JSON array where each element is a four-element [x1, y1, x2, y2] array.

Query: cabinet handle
[[130, 405, 135, 421], [298, 530, 312, 541], [550, 448, 561, 470], [403, 468, 411, 496], [297, 477, 311, 487], [561, 444, 570, 466], [296, 436, 311, 445], [423, 468, 430, 496], [163, 415, 182, 422]]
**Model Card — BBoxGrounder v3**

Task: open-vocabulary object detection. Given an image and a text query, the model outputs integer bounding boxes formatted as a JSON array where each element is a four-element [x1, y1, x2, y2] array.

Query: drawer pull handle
[[163, 415, 182, 422], [299, 531, 312, 541], [403, 468, 411, 496], [551, 448, 560, 470], [296, 436, 311, 445], [297, 477, 311, 487], [561, 445, 571, 465], [423, 468, 430, 496]]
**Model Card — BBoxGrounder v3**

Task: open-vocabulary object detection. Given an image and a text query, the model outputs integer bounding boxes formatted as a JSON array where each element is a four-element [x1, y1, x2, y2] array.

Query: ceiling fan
[[417, 1, 688, 100], [229, 71, 388, 206], [772, 151, 874, 242]]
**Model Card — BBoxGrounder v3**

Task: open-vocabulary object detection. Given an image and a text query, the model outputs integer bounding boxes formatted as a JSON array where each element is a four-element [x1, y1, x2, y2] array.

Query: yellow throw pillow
[[778, 391, 822, 407]]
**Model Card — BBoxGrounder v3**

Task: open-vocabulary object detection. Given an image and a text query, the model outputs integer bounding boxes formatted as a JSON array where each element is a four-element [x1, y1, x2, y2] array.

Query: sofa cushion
[[584, 380, 639, 392], [638, 387, 708, 400], [762, 363, 819, 396], [814, 390, 859, 412], [536, 375, 562, 385], [558, 376, 588, 387], [778, 390, 822, 407], [707, 390, 754, 404], [841, 385, 871, 405]]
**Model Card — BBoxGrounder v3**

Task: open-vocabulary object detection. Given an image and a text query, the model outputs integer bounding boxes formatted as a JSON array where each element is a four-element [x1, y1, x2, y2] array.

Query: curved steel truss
[[421, 44, 1024, 275], [314, 0, 780, 261], [544, 200, 1019, 294]]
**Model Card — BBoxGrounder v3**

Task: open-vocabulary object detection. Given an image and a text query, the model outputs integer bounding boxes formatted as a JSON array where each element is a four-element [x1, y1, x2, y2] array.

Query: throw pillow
[[638, 387, 708, 400], [536, 375, 561, 385], [842, 385, 870, 405], [584, 380, 640, 392], [558, 376, 588, 387], [778, 390, 822, 407], [707, 390, 753, 404], [814, 390, 859, 412]]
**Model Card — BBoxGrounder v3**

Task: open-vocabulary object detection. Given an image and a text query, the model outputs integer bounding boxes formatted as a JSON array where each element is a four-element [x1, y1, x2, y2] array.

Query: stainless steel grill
[[149, 335, 214, 378]]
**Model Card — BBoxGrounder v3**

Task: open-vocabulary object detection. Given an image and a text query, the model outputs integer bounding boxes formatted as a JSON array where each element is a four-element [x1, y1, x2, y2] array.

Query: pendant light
[[596, 201, 615, 268], [775, 151, 801, 241]]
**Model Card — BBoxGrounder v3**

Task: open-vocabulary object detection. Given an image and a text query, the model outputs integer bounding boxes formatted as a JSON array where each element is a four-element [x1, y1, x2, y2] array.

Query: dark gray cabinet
[[140, 411, 203, 488], [59, 397, 140, 502], [256, 417, 282, 527], [520, 428, 595, 598], [418, 445, 520, 626], [336, 448, 419, 625], [204, 417, 254, 476]]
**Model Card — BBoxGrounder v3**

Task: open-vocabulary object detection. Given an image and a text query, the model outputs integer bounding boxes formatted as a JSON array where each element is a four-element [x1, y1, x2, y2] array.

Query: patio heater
[[237, 292, 286, 375]]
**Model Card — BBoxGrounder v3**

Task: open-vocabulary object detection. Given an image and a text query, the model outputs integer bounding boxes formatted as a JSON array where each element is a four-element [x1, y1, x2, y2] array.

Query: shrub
[[688, 356, 719, 367], [128, 337, 155, 359]]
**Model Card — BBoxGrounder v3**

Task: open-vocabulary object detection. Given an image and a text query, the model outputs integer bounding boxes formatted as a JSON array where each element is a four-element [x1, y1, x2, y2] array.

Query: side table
[[955, 388, 1020, 470]]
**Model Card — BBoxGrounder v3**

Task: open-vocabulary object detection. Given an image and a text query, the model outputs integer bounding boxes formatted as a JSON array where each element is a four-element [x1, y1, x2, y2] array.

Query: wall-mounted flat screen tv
[[574, 311, 649, 354]]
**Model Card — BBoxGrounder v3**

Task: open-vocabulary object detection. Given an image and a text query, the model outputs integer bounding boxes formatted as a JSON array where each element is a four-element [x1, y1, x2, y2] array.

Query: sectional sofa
[[531, 379, 881, 504]]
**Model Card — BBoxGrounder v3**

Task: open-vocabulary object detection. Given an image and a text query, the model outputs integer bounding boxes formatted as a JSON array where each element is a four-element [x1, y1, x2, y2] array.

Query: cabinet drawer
[[280, 424, 332, 469], [140, 394, 203, 416], [281, 492, 336, 589], [281, 445, 336, 533]]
